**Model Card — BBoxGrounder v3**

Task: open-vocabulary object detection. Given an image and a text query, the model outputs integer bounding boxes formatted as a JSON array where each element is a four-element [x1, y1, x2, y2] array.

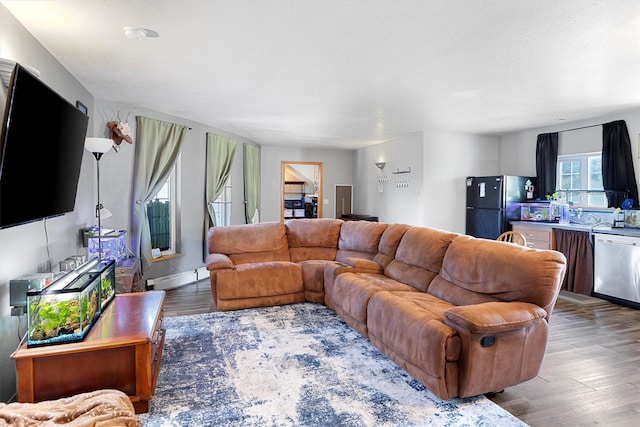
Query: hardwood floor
[[163, 283, 640, 426], [162, 279, 216, 317], [489, 293, 640, 427]]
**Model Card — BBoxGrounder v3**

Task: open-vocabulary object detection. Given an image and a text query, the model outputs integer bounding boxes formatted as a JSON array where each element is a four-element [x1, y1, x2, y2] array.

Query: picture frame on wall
[[76, 100, 88, 115]]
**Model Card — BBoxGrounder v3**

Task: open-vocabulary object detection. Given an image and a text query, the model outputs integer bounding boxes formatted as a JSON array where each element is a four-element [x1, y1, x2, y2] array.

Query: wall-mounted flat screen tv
[[0, 63, 89, 229]]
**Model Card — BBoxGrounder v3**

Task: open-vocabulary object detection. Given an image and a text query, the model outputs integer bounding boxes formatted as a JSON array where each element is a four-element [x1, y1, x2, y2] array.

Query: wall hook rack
[[392, 167, 411, 174]]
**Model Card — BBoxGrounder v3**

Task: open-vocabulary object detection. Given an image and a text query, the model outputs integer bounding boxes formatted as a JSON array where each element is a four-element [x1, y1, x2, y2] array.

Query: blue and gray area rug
[[138, 303, 527, 427]]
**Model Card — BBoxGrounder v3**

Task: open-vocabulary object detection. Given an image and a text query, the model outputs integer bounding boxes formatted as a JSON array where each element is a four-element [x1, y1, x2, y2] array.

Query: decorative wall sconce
[[374, 162, 386, 170]]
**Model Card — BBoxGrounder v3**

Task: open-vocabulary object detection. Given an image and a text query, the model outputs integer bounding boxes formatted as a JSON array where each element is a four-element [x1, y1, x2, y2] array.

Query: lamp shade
[[98, 206, 112, 220], [85, 137, 112, 154]]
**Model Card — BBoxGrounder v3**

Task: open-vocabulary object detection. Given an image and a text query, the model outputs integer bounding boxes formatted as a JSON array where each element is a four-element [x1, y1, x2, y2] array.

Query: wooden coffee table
[[12, 291, 165, 414]]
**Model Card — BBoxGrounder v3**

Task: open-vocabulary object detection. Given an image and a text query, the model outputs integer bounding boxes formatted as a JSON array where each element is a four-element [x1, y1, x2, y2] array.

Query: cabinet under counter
[[511, 222, 555, 250]]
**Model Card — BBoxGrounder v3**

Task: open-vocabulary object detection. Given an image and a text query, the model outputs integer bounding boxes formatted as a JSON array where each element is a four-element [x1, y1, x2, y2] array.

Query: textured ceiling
[[2, 0, 639, 149]]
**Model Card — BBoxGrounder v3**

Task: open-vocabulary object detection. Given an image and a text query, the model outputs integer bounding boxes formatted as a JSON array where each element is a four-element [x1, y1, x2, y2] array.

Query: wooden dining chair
[[496, 231, 528, 246]]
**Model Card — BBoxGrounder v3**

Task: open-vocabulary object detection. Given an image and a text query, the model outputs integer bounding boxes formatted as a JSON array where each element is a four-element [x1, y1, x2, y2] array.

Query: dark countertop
[[511, 221, 640, 238]]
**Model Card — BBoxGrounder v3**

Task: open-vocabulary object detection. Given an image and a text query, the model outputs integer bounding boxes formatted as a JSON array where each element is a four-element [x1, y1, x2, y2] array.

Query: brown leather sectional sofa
[[206, 218, 566, 400]]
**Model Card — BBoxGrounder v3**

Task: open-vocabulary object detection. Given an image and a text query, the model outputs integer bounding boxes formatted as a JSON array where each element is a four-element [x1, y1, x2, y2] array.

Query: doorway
[[335, 185, 352, 219], [281, 161, 323, 221]]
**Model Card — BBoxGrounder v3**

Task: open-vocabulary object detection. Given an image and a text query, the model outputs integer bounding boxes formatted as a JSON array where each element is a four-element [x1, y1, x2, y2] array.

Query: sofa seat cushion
[[299, 259, 339, 303], [216, 261, 303, 300], [367, 291, 461, 399], [329, 272, 417, 336], [299, 260, 331, 293]]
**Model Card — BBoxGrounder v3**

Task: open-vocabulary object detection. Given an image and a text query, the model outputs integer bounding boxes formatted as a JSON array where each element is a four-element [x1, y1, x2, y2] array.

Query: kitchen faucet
[[588, 213, 601, 224]]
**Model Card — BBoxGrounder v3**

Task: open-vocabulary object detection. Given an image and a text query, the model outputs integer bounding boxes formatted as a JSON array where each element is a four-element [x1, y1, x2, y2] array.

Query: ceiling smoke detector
[[123, 26, 159, 40]]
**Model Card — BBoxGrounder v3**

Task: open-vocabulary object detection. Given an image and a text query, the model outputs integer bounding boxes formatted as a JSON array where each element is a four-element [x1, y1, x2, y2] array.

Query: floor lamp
[[85, 137, 113, 259]]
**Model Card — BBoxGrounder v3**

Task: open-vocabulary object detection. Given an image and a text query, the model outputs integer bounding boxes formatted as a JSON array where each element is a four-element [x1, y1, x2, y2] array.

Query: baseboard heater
[[146, 266, 209, 291]]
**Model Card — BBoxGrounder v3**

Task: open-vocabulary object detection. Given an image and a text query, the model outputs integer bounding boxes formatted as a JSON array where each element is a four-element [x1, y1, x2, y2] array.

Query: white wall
[[353, 132, 424, 225], [422, 131, 501, 233], [261, 146, 353, 222], [0, 3, 94, 402], [353, 131, 501, 232]]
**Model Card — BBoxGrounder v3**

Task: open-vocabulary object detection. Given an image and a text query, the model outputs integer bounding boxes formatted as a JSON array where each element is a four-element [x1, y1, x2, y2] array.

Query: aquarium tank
[[85, 259, 116, 310], [87, 230, 127, 263], [26, 268, 101, 347]]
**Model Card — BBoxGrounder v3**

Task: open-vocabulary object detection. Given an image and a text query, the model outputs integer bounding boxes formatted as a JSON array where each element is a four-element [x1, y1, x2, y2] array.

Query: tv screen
[[0, 63, 89, 229]]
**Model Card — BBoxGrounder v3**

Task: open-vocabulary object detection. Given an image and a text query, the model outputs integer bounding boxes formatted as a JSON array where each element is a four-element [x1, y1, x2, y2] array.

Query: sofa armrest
[[343, 257, 383, 274], [444, 302, 548, 334], [206, 253, 235, 271]]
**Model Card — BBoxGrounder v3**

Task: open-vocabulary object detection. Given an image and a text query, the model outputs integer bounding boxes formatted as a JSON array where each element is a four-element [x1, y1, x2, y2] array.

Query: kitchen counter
[[511, 221, 640, 238]]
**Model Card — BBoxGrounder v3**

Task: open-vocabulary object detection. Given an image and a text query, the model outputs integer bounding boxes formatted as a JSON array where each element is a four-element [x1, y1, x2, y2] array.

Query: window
[[211, 178, 232, 227], [146, 162, 179, 257], [557, 152, 606, 207]]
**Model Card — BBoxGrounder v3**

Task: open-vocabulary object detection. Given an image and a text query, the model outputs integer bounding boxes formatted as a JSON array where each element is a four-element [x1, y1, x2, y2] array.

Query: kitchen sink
[[553, 223, 596, 232]]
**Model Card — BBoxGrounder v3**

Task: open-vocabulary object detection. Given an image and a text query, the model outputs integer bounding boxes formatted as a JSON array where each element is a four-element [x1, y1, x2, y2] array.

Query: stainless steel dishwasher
[[593, 233, 640, 305]]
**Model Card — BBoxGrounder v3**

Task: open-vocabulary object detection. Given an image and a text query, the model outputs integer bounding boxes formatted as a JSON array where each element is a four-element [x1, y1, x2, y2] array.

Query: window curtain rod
[[556, 123, 602, 133]]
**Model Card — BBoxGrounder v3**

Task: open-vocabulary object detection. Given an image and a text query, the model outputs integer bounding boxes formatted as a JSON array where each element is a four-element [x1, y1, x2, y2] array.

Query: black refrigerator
[[465, 175, 535, 240]]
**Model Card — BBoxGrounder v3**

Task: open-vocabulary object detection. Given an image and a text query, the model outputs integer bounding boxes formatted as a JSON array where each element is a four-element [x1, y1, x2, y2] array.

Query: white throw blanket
[[0, 389, 138, 427]]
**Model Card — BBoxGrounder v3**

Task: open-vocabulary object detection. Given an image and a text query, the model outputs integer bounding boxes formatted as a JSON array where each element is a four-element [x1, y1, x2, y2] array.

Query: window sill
[[151, 253, 182, 263]]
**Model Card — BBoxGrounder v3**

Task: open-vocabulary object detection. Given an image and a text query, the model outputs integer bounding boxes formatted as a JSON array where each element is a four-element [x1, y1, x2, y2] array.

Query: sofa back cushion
[[384, 227, 459, 292], [373, 223, 411, 268], [286, 218, 343, 262], [335, 221, 388, 263], [428, 235, 567, 317], [207, 222, 291, 264]]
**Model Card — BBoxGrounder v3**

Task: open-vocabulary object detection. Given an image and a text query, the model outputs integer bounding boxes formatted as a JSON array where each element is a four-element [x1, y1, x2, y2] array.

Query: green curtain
[[131, 116, 189, 270], [205, 134, 237, 227], [243, 144, 260, 224]]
